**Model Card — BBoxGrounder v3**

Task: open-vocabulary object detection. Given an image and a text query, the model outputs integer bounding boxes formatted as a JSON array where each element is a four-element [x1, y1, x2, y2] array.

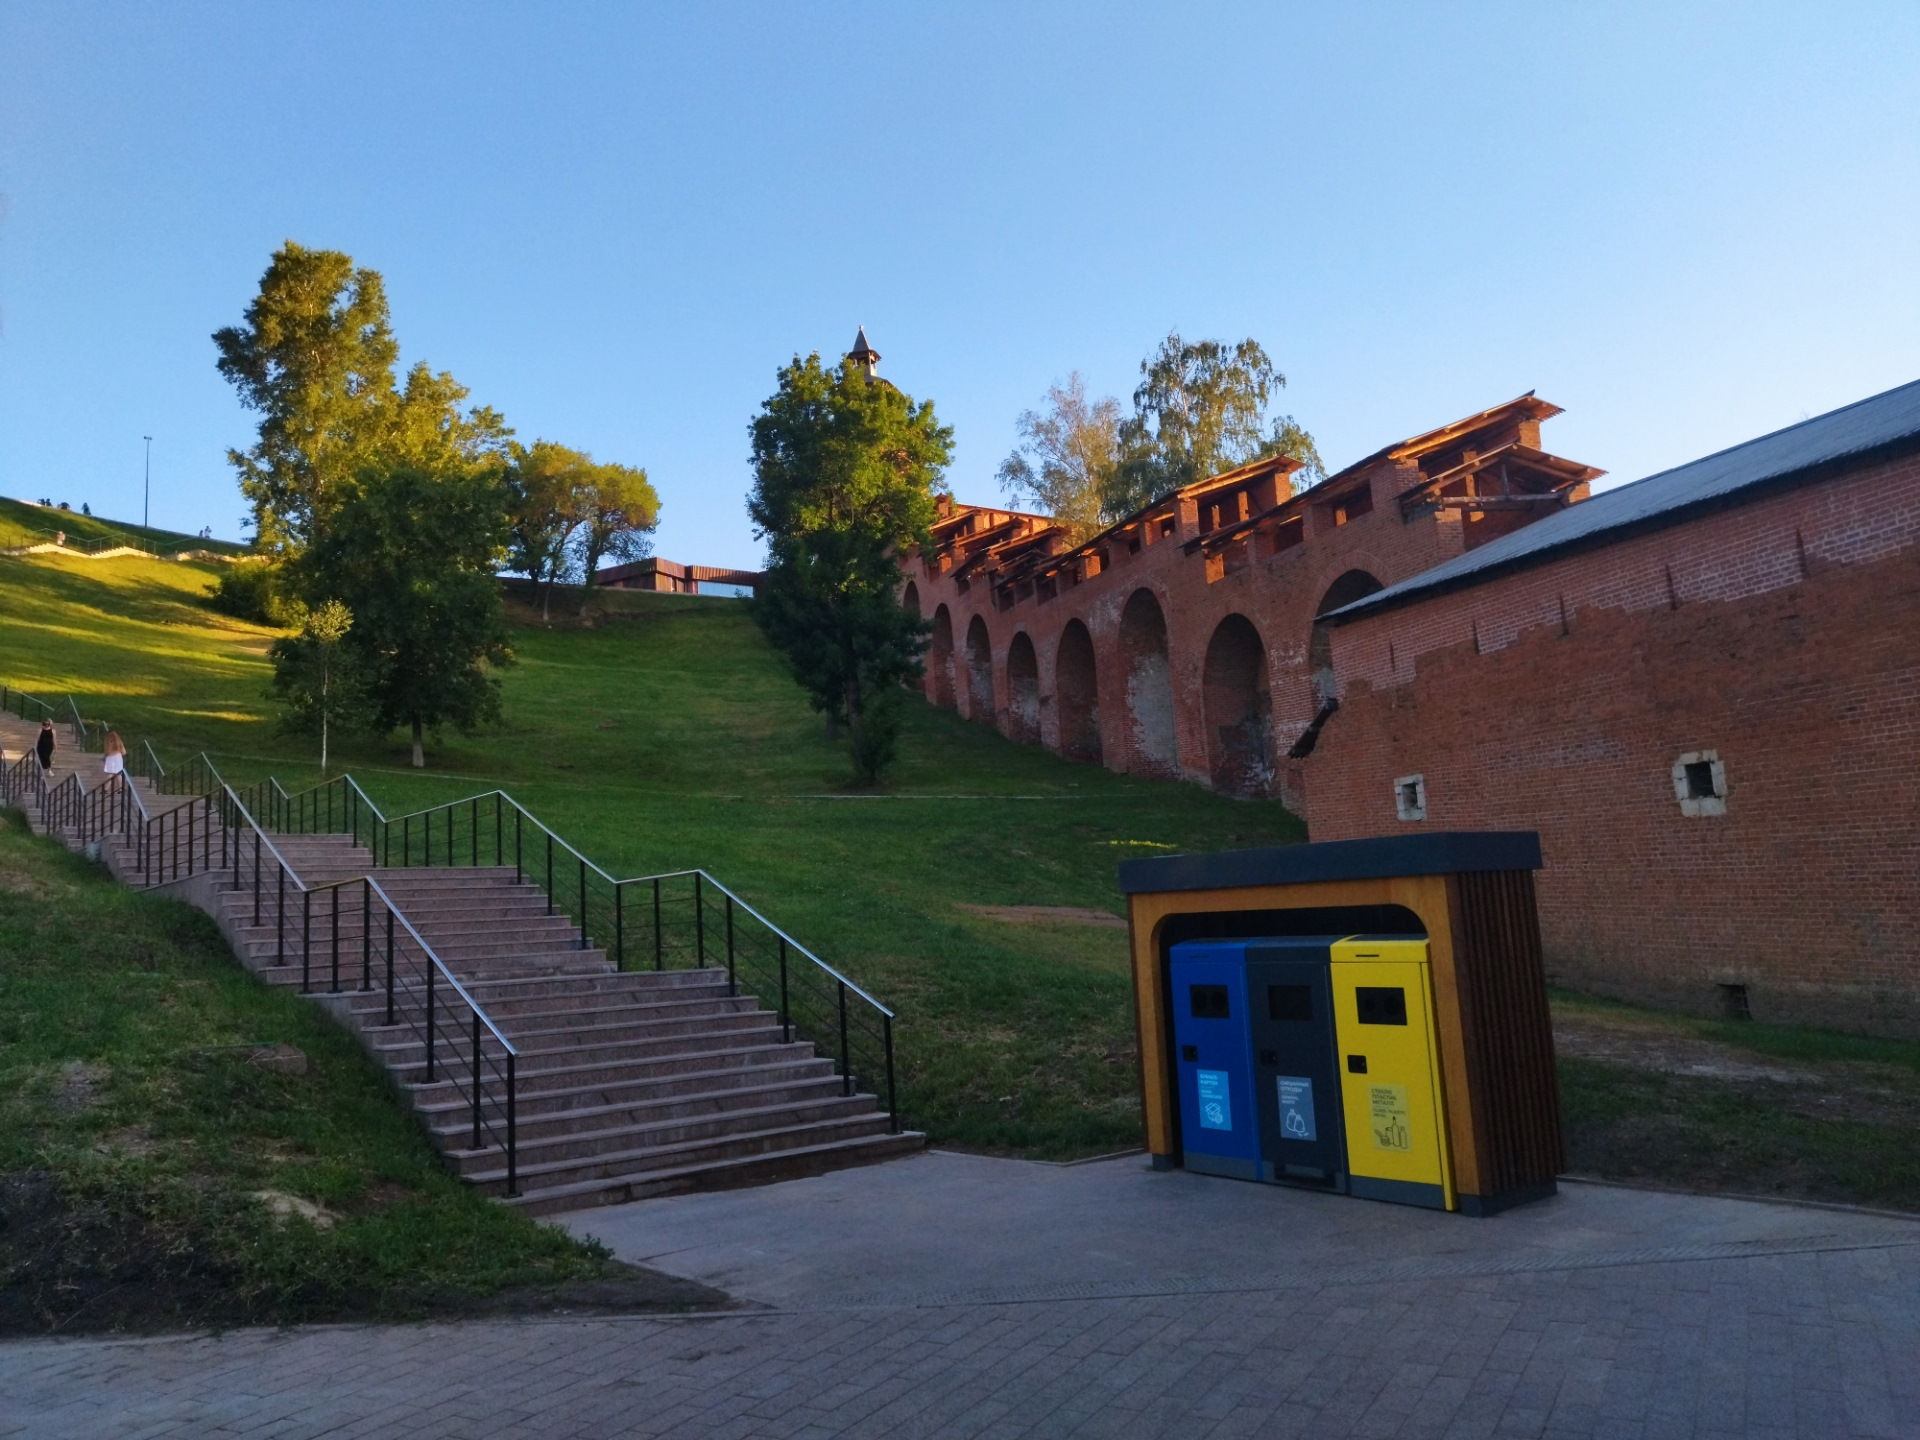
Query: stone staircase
[[0, 711, 923, 1215]]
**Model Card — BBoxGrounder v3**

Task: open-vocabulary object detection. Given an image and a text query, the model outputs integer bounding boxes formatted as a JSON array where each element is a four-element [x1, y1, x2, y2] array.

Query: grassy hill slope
[[0, 494, 249, 557], [0, 557, 1307, 1156]]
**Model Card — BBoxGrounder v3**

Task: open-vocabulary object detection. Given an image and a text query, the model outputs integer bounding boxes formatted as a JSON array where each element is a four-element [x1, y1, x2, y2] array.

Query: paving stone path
[[4, 1156, 1917, 1438]]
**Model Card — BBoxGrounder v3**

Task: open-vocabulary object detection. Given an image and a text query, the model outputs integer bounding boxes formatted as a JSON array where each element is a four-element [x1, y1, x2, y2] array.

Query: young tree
[[572, 460, 660, 614], [213, 243, 400, 556], [995, 373, 1121, 541], [1104, 333, 1324, 517], [748, 350, 952, 783], [292, 462, 512, 768], [267, 599, 359, 774], [505, 440, 592, 621]]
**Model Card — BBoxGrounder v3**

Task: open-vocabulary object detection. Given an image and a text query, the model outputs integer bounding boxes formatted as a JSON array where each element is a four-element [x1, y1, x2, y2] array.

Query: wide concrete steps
[[0, 733, 924, 1211]]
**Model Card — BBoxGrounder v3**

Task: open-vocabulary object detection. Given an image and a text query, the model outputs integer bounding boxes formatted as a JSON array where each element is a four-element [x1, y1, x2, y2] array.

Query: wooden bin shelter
[[1119, 832, 1563, 1216]]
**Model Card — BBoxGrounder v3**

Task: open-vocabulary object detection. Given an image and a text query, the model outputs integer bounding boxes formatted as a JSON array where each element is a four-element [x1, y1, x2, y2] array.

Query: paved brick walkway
[[4, 1157, 1917, 1438]]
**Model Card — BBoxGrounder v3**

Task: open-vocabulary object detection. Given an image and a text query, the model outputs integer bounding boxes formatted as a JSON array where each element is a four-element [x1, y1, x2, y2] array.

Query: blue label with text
[[1196, 1070, 1232, 1131]]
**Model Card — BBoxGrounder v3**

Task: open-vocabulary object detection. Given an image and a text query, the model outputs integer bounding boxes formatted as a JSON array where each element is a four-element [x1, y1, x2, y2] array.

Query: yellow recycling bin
[[1330, 938, 1454, 1211]]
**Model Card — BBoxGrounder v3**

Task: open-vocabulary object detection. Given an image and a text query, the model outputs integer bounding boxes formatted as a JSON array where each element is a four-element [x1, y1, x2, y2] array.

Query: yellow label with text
[[1369, 1085, 1412, 1152]]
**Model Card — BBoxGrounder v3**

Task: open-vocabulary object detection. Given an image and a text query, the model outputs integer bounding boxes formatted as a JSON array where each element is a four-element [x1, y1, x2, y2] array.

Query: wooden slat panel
[[1448, 871, 1565, 1193]]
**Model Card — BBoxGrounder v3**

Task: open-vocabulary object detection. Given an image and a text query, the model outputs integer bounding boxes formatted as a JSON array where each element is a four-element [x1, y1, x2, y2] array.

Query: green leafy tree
[[995, 373, 1120, 542], [290, 463, 512, 768], [215, 242, 513, 557], [1103, 332, 1324, 517], [213, 243, 400, 555], [267, 599, 360, 774], [505, 440, 593, 621], [748, 350, 952, 783], [572, 461, 660, 614]]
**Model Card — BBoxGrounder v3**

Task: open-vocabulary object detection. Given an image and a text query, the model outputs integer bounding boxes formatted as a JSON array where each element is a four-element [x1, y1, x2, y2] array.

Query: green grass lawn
[[0, 809, 738, 1335], [1, 558, 1305, 1157]]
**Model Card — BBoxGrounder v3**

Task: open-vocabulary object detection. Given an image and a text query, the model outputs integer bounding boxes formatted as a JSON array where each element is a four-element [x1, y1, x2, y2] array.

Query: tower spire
[[848, 325, 881, 382]]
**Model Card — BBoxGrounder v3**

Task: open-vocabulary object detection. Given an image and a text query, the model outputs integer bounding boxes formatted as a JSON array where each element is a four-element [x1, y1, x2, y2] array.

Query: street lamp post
[[143, 436, 153, 531]]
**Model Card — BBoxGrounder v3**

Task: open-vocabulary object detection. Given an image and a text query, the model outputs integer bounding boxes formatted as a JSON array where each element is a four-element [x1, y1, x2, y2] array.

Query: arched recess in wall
[[963, 614, 995, 722], [929, 604, 957, 709], [901, 580, 921, 617], [1119, 588, 1179, 778], [1005, 632, 1040, 744], [1055, 621, 1102, 763], [1308, 570, 1384, 704], [1203, 614, 1274, 799]]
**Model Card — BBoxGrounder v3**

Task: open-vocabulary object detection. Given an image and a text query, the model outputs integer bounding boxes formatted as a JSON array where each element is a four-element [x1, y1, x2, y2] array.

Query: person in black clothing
[[35, 720, 55, 772]]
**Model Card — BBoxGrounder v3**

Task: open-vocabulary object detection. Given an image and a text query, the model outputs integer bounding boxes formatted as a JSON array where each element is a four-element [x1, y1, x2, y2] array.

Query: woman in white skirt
[[100, 730, 127, 790]]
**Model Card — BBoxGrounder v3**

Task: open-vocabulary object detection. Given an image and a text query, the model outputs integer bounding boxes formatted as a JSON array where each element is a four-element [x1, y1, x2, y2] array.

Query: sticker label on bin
[[1369, 1085, 1412, 1151], [1196, 1070, 1232, 1131], [1276, 1076, 1316, 1140]]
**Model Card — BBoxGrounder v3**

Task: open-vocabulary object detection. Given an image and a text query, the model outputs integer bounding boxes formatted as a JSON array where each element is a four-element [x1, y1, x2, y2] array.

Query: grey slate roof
[[1325, 377, 1920, 624]]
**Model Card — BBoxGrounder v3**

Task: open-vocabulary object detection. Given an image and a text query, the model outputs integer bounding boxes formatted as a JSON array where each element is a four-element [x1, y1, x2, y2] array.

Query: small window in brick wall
[[1672, 750, 1728, 817], [1395, 774, 1426, 822]]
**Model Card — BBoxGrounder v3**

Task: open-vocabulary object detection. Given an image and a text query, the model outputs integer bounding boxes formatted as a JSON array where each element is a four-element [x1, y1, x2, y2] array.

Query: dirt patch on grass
[[957, 903, 1128, 930], [1552, 997, 1920, 1211], [1553, 1009, 1816, 1084]]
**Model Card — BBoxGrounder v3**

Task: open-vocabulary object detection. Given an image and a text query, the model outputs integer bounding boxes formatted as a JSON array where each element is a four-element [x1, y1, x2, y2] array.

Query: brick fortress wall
[[1312, 452, 1920, 1033], [903, 398, 1596, 810]]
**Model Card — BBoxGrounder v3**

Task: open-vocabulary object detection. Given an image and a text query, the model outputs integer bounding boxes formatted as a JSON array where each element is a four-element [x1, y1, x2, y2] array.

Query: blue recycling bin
[[1167, 941, 1260, 1179]]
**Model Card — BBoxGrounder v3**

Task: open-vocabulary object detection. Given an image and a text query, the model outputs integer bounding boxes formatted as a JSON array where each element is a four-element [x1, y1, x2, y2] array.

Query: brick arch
[[963, 613, 994, 721], [1006, 631, 1040, 744], [1119, 587, 1178, 777], [1055, 619, 1102, 763], [1309, 569, 1384, 702], [1203, 613, 1274, 799], [901, 580, 921, 617], [929, 604, 956, 709]]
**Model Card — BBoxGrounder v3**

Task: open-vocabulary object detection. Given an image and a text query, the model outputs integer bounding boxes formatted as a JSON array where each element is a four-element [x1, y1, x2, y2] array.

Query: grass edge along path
[[0, 809, 727, 1336]]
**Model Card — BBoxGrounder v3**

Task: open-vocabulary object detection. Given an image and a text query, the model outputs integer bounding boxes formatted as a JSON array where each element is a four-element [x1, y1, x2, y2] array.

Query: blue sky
[[2, 3, 1915, 567]]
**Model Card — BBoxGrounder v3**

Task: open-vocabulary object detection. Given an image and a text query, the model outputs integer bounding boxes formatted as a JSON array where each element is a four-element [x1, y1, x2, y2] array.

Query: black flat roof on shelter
[[1118, 832, 1543, 895], [1325, 376, 1920, 624]]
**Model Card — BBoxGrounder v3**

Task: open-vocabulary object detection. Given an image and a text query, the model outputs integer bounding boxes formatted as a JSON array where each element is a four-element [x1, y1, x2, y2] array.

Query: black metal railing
[[268, 777, 901, 1129], [0, 685, 57, 726], [0, 748, 48, 812]]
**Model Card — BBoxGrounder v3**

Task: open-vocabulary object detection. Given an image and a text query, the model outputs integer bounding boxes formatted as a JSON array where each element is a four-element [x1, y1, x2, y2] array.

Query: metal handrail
[[0, 685, 58, 725], [268, 775, 902, 1127]]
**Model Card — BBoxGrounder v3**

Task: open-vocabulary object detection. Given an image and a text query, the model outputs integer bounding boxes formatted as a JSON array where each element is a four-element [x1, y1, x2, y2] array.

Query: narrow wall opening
[[1055, 619, 1102, 764], [1308, 570, 1384, 704], [1203, 613, 1274, 798], [929, 604, 956, 709], [1119, 588, 1179, 777], [1007, 631, 1040, 744], [964, 614, 995, 722]]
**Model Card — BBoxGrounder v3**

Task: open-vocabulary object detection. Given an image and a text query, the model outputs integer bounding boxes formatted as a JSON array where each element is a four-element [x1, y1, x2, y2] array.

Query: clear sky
[[2, 3, 1915, 566]]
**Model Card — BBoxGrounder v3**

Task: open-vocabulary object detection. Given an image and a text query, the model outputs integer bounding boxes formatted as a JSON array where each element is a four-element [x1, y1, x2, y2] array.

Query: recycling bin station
[[1121, 832, 1562, 1216]]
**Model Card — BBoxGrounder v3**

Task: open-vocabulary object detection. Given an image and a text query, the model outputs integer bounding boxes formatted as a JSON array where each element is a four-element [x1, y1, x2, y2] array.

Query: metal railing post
[[277, 865, 286, 965], [361, 880, 372, 991], [494, 796, 502, 866], [615, 882, 624, 970], [725, 894, 736, 995], [838, 980, 851, 1096], [515, 807, 522, 883], [253, 832, 261, 925], [545, 833, 553, 914], [330, 884, 340, 993], [653, 878, 663, 970], [779, 937, 790, 1042], [301, 889, 312, 993], [385, 908, 396, 1026], [506, 1054, 518, 1198], [425, 962, 436, 1082], [471, 1010, 483, 1150], [578, 858, 587, 949], [695, 874, 705, 964], [884, 1015, 899, 1133]]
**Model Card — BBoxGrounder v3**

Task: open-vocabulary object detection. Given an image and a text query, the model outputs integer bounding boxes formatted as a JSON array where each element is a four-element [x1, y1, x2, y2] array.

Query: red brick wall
[[906, 459, 1477, 807], [1312, 453, 1920, 1034]]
